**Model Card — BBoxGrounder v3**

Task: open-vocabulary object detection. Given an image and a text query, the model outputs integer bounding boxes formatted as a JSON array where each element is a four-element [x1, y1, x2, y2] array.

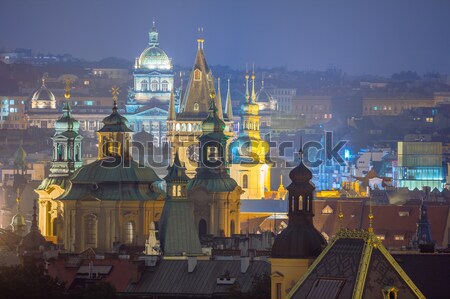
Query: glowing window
[[394, 234, 404, 241], [194, 69, 201, 81], [162, 80, 169, 92], [194, 102, 199, 111], [321, 205, 333, 214], [376, 234, 385, 240], [126, 221, 134, 244], [141, 80, 148, 91], [151, 80, 158, 91]]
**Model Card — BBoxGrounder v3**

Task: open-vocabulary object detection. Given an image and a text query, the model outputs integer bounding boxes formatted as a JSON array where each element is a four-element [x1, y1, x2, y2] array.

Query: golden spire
[[64, 78, 71, 100], [110, 85, 120, 111], [15, 188, 21, 214], [368, 196, 374, 233], [338, 201, 344, 229], [216, 77, 224, 120], [251, 63, 256, 102], [245, 65, 250, 102]]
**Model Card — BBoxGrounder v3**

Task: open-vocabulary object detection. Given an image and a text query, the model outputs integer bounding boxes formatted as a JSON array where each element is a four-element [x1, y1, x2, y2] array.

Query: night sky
[[1, 0, 450, 75]]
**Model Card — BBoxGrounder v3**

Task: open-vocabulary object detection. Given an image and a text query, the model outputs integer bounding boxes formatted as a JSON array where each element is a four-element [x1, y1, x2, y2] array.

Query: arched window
[[187, 123, 192, 132], [141, 80, 148, 91], [199, 219, 207, 237], [162, 80, 169, 92], [175, 123, 180, 131], [194, 102, 199, 111], [194, 69, 201, 81], [84, 214, 97, 247], [243, 174, 248, 189], [181, 123, 186, 132], [125, 221, 134, 244], [151, 80, 158, 91]]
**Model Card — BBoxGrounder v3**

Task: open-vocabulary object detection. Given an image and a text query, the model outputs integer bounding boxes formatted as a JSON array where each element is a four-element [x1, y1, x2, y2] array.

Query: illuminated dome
[[138, 46, 172, 70], [31, 77, 56, 109]]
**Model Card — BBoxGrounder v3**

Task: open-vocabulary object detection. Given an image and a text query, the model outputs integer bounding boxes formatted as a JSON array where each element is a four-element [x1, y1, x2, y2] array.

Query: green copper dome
[[202, 96, 226, 134], [55, 101, 80, 133]]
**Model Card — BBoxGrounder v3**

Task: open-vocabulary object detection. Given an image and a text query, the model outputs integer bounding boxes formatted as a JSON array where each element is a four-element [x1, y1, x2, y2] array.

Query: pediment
[[134, 107, 168, 117]]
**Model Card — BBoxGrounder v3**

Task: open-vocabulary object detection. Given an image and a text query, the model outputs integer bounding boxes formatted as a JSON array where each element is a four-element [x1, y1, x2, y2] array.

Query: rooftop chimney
[[188, 256, 197, 273], [240, 256, 250, 273]]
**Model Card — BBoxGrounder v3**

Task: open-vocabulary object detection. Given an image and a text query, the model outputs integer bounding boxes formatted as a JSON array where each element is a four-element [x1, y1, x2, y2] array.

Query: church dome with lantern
[[31, 76, 56, 109], [136, 23, 172, 71]]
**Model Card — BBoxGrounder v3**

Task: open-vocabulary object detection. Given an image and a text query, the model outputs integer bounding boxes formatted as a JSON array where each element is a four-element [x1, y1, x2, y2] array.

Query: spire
[[11, 189, 26, 236], [62, 78, 72, 115], [251, 64, 256, 103], [225, 78, 233, 120], [368, 196, 374, 233], [168, 90, 176, 121], [216, 77, 224, 120], [41, 74, 46, 86], [149, 19, 159, 46], [197, 27, 204, 50], [338, 201, 344, 229], [245, 67, 250, 102], [110, 85, 120, 113], [30, 198, 39, 233]]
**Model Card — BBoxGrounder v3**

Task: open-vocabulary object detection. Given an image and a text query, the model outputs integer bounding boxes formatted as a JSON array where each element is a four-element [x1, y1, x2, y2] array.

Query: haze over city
[[1, 0, 450, 75]]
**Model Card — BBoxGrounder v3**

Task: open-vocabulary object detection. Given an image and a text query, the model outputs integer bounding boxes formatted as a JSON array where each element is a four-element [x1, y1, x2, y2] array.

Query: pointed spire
[[299, 135, 303, 162], [62, 78, 72, 115], [338, 201, 344, 229], [225, 78, 233, 120], [368, 196, 374, 233], [110, 85, 120, 113], [41, 74, 46, 86], [168, 90, 176, 121], [15, 188, 21, 215], [245, 67, 250, 102], [251, 64, 256, 103], [216, 77, 224, 120], [197, 27, 204, 50], [30, 198, 39, 233]]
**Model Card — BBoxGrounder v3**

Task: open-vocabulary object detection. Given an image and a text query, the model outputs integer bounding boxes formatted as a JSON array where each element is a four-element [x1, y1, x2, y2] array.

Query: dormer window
[[194, 69, 201, 81], [194, 102, 199, 111], [321, 205, 333, 214]]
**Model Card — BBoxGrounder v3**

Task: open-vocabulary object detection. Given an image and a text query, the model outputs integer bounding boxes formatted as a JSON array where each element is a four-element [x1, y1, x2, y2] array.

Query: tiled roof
[[126, 259, 270, 296]]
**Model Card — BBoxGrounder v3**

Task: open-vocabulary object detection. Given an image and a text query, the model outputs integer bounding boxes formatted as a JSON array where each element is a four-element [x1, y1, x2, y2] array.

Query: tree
[[0, 263, 65, 299]]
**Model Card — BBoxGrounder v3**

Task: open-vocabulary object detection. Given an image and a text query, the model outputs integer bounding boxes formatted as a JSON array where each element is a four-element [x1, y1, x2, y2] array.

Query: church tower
[[187, 92, 242, 238], [167, 35, 233, 177], [269, 146, 326, 299], [11, 191, 27, 237], [159, 150, 202, 256], [36, 79, 83, 242], [229, 70, 271, 199]]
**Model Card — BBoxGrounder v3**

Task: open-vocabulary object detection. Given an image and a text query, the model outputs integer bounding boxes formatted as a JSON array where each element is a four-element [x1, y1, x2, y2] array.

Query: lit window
[[376, 234, 385, 240], [84, 100, 94, 106], [194, 102, 199, 111], [141, 80, 148, 91], [398, 211, 409, 217], [151, 80, 158, 91], [194, 69, 201, 81], [126, 221, 134, 244], [9, 100, 14, 105], [321, 205, 333, 214], [394, 234, 404, 241], [162, 80, 169, 92], [84, 80, 90, 85], [426, 117, 433, 123]]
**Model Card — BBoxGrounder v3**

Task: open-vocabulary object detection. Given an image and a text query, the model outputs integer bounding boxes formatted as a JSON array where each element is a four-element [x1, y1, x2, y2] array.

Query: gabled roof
[[287, 229, 426, 299]]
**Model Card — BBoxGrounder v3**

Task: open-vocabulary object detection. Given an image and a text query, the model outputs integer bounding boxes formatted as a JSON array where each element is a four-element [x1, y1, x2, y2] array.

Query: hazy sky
[[1, 0, 450, 75]]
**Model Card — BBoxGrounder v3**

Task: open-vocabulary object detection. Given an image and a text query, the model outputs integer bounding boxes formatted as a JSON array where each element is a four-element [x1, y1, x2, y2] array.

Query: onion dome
[[98, 92, 133, 133], [202, 91, 226, 134], [229, 136, 269, 163], [137, 22, 172, 70], [289, 157, 313, 183], [271, 146, 326, 259], [11, 192, 26, 236]]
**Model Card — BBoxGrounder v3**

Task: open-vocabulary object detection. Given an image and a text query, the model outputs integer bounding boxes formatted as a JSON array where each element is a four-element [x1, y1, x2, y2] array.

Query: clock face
[[187, 144, 200, 162]]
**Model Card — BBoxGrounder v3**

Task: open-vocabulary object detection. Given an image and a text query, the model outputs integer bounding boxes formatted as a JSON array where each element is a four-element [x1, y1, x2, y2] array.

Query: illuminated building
[[187, 92, 242, 237], [57, 88, 164, 252], [125, 21, 173, 144], [393, 141, 443, 190], [0, 96, 27, 129], [362, 95, 436, 116], [35, 80, 83, 243], [167, 36, 233, 176], [229, 70, 271, 199]]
